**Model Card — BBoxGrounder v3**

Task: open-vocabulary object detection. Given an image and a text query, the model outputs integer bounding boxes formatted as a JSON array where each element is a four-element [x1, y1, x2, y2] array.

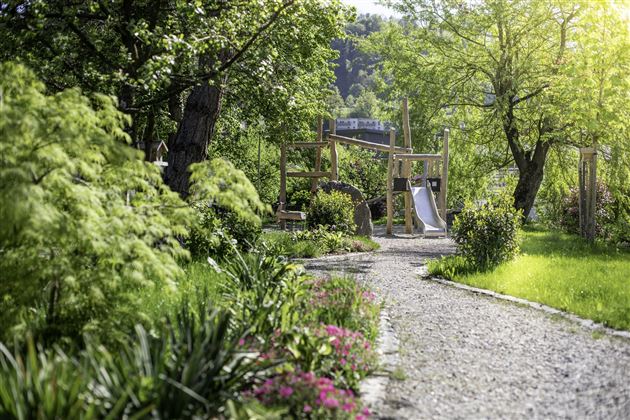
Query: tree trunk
[[513, 157, 546, 219], [164, 78, 224, 197], [503, 103, 551, 220], [142, 109, 156, 161]]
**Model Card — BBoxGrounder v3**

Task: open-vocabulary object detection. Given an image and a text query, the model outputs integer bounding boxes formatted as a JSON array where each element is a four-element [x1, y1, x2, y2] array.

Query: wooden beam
[[329, 119, 338, 181], [329, 134, 411, 154], [311, 117, 324, 193], [401, 98, 413, 234], [287, 171, 331, 178], [286, 141, 329, 149], [386, 129, 395, 235], [438, 129, 449, 222], [393, 153, 442, 161]]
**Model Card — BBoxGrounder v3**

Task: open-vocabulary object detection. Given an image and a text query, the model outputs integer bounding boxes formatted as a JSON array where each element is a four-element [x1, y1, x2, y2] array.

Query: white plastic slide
[[410, 186, 447, 237]]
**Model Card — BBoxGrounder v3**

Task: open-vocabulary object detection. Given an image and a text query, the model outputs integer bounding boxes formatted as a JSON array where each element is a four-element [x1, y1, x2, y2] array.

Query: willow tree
[[377, 0, 630, 217]]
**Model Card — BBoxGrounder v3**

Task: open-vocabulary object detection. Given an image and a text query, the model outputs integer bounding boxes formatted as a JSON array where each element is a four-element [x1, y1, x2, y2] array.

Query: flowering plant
[[251, 370, 371, 419], [306, 277, 380, 341], [316, 325, 377, 390]]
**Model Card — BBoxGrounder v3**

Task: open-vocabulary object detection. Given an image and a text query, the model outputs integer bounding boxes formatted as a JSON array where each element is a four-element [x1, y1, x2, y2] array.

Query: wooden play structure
[[277, 98, 449, 236], [579, 147, 597, 241]]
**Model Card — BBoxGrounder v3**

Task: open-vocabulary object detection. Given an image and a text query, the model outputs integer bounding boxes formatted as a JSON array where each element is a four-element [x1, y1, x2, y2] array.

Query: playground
[[277, 99, 449, 238]]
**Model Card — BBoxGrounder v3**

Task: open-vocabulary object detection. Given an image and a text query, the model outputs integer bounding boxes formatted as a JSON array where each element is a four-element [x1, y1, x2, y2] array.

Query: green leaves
[[0, 62, 190, 345], [189, 158, 270, 226], [452, 191, 523, 271]]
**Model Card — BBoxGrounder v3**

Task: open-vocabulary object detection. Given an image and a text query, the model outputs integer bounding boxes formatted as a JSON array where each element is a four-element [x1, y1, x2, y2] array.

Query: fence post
[[386, 129, 396, 235]]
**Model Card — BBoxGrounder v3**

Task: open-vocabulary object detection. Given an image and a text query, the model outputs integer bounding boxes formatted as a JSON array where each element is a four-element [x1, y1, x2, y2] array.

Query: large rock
[[319, 181, 373, 237]]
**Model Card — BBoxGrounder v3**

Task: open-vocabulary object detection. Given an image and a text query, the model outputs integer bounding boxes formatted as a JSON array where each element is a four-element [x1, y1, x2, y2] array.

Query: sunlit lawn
[[437, 227, 630, 330]]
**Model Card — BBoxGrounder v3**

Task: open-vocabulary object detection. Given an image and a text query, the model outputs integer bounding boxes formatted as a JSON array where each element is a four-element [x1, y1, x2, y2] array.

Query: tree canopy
[[369, 0, 630, 217]]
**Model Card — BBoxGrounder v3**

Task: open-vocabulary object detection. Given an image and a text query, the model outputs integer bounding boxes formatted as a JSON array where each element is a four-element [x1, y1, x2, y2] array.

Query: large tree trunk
[[164, 79, 224, 197], [504, 104, 551, 219], [513, 149, 547, 218]]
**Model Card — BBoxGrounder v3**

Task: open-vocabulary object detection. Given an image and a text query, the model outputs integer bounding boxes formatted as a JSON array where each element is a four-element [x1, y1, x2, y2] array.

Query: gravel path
[[303, 225, 630, 419]]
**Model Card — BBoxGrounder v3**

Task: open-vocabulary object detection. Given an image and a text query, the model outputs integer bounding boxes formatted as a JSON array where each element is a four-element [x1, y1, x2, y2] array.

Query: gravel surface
[[303, 225, 630, 419]]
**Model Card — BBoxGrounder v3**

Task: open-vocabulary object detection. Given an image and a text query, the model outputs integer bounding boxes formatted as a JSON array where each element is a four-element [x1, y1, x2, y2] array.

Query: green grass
[[429, 227, 630, 330], [261, 231, 379, 258], [143, 260, 225, 323]]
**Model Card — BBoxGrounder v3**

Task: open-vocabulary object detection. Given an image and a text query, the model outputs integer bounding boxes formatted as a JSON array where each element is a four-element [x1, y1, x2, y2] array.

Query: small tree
[[0, 63, 190, 344]]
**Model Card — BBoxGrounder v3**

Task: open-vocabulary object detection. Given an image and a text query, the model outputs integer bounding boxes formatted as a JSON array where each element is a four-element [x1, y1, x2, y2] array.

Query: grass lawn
[[430, 227, 630, 330]]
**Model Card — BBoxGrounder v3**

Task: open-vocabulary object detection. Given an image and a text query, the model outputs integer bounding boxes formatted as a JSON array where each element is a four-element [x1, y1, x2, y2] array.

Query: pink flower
[[279, 386, 293, 398], [340, 358, 347, 365], [238, 338, 245, 346], [323, 397, 339, 408], [304, 404, 312, 413], [343, 402, 356, 412], [326, 325, 341, 335]]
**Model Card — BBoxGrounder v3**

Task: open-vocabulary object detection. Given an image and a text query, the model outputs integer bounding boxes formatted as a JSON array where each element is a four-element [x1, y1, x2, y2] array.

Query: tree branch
[[132, 0, 296, 110]]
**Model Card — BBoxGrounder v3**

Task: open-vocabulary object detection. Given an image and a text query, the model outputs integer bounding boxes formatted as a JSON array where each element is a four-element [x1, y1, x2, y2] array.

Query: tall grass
[[429, 227, 630, 330]]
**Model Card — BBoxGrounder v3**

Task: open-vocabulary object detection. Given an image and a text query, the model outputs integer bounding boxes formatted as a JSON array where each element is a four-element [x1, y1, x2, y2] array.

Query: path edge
[[359, 307, 400, 412]]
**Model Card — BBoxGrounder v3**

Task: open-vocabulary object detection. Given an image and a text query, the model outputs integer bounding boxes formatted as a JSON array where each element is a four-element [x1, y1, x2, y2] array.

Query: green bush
[[452, 192, 522, 271], [187, 206, 261, 259], [308, 190, 356, 234], [187, 158, 268, 259], [0, 63, 189, 346]]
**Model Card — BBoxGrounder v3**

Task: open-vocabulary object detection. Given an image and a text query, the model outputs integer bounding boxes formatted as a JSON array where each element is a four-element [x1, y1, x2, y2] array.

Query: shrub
[[187, 205, 261, 258], [308, 190, 356, 234], [0, 63, 189, 346], [215, 249, 305, 335], [452, 192, 522, 271], [306, 277, 380, 341], [187, 158, 268, 259], [292, 226, 348, 254]]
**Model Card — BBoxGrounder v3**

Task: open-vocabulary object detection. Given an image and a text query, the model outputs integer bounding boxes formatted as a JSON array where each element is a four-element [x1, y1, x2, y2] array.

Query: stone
[[319, 181, 373, 237]]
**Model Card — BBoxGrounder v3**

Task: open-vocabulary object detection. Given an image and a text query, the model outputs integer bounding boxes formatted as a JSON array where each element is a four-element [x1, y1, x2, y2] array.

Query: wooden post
[[579, 147, 597, 241], [401, 98, 413, 234], [386, 129, 396, 235], [279, 144, 287, 230], [438, 128, 449, 222], [578, 156, 586, 237], [329, 118, 338, 181], [311, 117, 323, 193], [589, 147, 597, 241]]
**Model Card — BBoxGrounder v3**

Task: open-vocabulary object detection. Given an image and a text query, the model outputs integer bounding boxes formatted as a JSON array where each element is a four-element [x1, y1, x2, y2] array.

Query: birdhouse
[[152, 140, 168, 167]]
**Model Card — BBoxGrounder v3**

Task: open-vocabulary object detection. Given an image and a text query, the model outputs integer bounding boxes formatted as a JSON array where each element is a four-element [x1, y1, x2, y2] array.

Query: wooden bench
[[276, 210, 306, 221]]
